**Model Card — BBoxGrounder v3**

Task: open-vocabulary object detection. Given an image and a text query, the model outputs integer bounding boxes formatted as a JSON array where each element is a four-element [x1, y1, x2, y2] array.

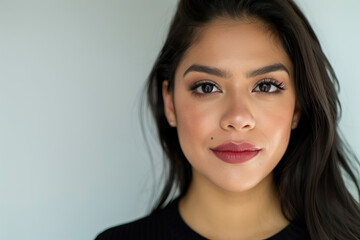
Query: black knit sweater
[[95, 198, 309, 240]]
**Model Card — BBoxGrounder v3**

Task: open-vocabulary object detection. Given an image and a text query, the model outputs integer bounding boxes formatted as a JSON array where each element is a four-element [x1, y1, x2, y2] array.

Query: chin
[[212, 176, 265, 194]]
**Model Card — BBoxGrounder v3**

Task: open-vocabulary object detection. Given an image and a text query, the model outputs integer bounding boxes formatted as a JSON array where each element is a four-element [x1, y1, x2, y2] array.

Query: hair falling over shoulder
[[143, 0, 360, 239]]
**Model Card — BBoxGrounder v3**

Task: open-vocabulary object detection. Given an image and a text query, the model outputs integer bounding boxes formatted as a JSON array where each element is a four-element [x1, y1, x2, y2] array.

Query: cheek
[[258, 101, 294, 156], [173, 94, 219, 162], [175, 98, 215, 143]]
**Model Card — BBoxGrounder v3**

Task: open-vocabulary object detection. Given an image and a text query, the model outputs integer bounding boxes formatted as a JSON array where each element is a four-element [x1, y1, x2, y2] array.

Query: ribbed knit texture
[[95, 198, 309, 240]]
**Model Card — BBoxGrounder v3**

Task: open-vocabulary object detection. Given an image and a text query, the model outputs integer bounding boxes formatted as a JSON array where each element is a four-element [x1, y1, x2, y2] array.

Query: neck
[[179, 170, 289, 240]]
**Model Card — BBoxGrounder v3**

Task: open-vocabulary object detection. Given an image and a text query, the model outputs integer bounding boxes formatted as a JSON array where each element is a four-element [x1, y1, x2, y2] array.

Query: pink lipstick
[[211, 142, 261, 164]]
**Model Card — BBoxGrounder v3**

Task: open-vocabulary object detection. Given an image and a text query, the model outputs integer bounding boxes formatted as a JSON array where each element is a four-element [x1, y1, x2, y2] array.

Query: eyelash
[[254, 78, 286, 93], [189, 78, 285, 97], [189, 80, 221, 97]]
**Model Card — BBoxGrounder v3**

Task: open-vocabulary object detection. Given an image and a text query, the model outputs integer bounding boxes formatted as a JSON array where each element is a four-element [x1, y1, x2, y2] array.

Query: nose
[[220, 93, 256, 131]]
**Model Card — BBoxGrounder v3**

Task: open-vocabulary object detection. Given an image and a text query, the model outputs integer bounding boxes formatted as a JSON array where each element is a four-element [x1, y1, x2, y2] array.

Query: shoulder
[[95, 212, 165, 240], [95, 200, 177, 240]]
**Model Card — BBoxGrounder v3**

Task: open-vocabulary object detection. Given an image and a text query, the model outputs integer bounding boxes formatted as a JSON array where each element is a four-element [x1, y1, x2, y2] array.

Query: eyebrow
[[183, 63, 289, 78], [246, 63, 290, 78], [183, 64, 230, 78]]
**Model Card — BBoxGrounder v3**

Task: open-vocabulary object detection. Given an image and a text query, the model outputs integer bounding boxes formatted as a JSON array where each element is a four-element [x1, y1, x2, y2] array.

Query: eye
[[190, 81, 221, 95], [253, 79, 285, 93]]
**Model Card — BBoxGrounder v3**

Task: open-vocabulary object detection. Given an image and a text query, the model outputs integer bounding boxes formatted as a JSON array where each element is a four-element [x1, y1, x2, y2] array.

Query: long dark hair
[[144, 0, 360, 239]]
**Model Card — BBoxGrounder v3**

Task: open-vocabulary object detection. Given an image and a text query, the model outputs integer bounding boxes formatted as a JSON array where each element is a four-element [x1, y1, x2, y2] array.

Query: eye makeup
[[188, 77, 286, 97]]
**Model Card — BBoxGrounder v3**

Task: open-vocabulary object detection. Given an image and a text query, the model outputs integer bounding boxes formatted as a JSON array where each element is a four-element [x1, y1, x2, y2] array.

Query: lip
[[210, 142, 261, 164]]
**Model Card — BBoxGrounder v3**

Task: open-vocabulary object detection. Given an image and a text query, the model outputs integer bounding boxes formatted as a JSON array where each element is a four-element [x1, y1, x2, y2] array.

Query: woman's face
[[163, 20, 301, 193]]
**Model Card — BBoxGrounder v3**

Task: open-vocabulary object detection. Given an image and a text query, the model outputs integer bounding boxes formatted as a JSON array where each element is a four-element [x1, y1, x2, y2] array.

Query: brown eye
[[201, 83, 214, 93], [191, 82, 221, 95], [253, 79, 285, 94], [258, 83, 273, 92]]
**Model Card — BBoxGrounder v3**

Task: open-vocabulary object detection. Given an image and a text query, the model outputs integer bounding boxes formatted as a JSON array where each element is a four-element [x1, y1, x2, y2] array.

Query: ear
[[291, 103, 301, 130], [162, 81, 176, 127]]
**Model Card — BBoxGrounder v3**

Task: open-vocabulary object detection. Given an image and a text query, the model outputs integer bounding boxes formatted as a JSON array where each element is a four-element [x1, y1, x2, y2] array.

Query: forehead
[[177, 19, 293, 77]]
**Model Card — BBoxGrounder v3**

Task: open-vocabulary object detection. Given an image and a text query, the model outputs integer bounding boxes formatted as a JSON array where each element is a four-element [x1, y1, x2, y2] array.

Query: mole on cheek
[[211, 137, 214, 140]]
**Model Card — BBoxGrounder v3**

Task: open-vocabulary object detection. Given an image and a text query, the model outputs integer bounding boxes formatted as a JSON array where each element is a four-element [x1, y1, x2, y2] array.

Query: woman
[[97, 0, 360, 239]]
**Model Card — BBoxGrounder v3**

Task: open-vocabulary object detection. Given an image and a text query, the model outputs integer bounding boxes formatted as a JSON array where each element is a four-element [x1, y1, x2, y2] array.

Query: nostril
[[223, 120, 255, 131]]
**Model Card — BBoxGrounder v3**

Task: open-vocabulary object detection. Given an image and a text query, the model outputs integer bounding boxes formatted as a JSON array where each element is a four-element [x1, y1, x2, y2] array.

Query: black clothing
[[96, 198, 309, 240]]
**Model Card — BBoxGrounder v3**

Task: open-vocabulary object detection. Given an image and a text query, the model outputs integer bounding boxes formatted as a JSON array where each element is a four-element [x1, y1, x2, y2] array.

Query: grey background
[[0, 0, 359, 239]]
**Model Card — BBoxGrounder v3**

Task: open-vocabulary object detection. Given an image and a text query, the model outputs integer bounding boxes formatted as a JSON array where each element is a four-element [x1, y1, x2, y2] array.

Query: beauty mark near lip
[[210, 142, 261, 164]]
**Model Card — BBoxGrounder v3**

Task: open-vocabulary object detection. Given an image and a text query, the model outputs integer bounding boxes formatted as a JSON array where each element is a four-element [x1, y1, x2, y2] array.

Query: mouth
[[210, 142, 261, 164]]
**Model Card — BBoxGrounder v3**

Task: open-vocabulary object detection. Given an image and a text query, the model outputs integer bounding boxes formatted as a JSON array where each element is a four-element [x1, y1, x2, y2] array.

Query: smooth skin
[[163, 19, 301, 240]]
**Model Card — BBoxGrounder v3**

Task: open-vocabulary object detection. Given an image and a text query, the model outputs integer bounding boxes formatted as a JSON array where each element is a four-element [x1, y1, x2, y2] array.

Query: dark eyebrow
[[246, 63, 290, 78], [183, 63, 289, 79], [183, 64, 230, 78]]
